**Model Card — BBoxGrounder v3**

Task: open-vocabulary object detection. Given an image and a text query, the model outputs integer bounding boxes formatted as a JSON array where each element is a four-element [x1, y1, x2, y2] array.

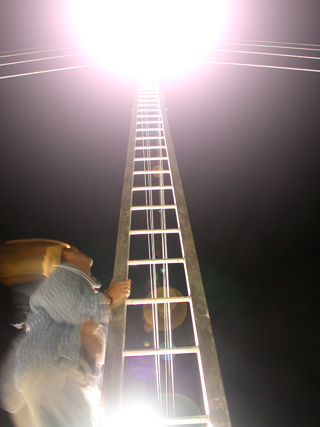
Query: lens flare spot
[[143, 287, 187, 330], [152, 165, 162, 178], [144, 322, 153, 333], [130, 367, 155, 382]]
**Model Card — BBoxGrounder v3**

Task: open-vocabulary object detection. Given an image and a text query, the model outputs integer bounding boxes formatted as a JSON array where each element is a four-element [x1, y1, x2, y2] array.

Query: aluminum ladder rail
[[101, 82, 231, 427]]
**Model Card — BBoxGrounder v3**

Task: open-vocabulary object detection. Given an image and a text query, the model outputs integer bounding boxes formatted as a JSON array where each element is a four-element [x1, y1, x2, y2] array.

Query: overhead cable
[[229, 38, 320, 48], [0, 63, 97, 80], [205, 61, 320, 73], [221, 42, 320, 53], [0, 53, 84, 68], [0, 46, 79, 60], [215, 49, 320, 61]]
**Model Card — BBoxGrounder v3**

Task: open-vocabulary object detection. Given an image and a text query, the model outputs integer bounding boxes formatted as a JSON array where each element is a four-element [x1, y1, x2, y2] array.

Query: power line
[[1, 42, 320, 80], [0, 44, 78, 56], [205, 61, 320, 73], [0, 46, 79, 60], [229, 38, 320, 48], [0, 63, 97, 80], [2, 61, 319, 81], [0, 53, 84, 68], [222, 41, 320, 53], [215, 49, 320, 61]]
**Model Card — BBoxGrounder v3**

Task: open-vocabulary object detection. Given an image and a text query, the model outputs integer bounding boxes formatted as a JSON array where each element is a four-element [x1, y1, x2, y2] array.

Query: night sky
[[1, 1, 320, 426]]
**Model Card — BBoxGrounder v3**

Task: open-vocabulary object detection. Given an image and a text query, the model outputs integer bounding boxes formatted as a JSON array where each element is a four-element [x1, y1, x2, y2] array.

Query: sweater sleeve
[[30, 266, 110, 326]]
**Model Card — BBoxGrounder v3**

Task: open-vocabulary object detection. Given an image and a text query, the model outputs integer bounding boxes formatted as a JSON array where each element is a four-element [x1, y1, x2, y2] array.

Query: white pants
[[17, 367, 93, 427]]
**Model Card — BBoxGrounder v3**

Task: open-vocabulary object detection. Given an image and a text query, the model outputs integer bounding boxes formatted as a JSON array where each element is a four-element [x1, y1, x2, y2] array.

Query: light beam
[[69, 0, 227, 78]]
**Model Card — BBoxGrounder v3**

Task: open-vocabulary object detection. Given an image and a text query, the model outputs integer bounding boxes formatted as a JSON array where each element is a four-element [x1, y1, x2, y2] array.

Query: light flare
[[112, 403, 162, 427], [143, 287, 188, 330], [69, 0, 227, 78]]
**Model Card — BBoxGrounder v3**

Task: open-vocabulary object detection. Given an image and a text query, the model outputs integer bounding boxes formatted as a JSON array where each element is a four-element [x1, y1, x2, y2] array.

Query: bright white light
[[70, 0, 227, 78], [104, 402, 162, 427], [84, 386, 102, 427]]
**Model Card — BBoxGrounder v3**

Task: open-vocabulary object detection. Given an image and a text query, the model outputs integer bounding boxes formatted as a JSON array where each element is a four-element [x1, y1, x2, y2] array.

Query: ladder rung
[[132, 185, 173, 191], [136, 128, 163, 132], [138, 98, 159, 101], [134, 146, 166, 151], [137, 115, 161, 118], [130, 228, 180, 235], [158, 416, 210, 426], [138, 104, 159, 107], [138, 108, 161, 117], [135, 145, 165, 149], [127, 296, 191, 305], [133, 170, 170, 175], [135, 136, 165, 141], [136, 121, 162, 124], [134, 157, 168, 161], [136, 127, 163, 131], [131, 205, 176, 211], [124, 346, 198, 357], [128, 258, 184, 266]]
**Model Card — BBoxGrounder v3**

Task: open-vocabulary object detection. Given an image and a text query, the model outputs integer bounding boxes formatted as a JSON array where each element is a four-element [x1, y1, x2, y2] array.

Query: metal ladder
[[101, 81, 231, 427]]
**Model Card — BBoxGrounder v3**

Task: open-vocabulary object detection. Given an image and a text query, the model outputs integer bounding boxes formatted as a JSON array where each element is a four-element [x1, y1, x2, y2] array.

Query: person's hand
[[105, 279, 131, 305]]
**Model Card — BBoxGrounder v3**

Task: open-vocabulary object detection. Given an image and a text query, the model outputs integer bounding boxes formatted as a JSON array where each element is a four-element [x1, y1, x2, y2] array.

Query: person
[[0, 246, 131, 427]]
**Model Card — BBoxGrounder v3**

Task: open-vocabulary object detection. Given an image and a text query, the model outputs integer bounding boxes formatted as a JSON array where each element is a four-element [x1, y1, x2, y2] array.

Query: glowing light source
[[70, 0, 227, 78], [115, 403, 162, 427], [84, 386, 102, 427]]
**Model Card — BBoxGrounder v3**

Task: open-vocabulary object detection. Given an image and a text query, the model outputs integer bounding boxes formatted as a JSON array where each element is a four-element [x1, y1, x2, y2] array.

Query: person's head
[[61, 246, 93, 276]]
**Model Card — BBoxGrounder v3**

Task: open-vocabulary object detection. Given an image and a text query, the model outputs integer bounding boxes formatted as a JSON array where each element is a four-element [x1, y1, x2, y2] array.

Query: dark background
[[1, 1, 320, 426]]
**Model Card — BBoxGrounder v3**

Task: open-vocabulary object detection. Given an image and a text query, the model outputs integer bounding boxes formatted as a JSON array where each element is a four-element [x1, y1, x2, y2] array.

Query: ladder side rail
[[100, 94, 138, 419], [159, 94, 232, 427]]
